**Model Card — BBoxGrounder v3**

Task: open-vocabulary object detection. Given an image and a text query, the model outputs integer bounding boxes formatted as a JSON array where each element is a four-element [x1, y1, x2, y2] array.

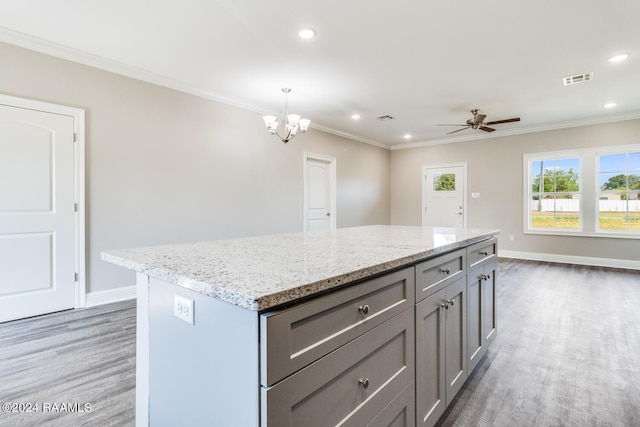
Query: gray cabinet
[[415, 237, 497, 427], [262, 309, 414, 426], [261, 268, 415, 426], [466, 238, 498, 373], [467, 261, 497, 372], [415, 277, 467, 427], [126, 228, 499, 427], [415, 249, 465, 302], [260, 267, 415, 386]]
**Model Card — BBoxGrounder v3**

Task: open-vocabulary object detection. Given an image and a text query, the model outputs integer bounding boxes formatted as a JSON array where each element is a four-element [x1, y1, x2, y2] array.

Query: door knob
[[326, 213, 331, 216]]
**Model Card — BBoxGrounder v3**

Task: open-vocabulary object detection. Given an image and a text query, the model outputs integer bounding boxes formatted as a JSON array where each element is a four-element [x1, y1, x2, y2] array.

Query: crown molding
[[2, 26, 638, 153], [309, 123, 391, 149], [0, 27, 393, 150], [0, 27, 279, 115], [390, 112, 640, 151]]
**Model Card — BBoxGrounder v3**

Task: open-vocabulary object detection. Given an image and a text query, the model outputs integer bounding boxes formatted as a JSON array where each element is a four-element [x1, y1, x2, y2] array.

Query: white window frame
[[595, 147, 640, 236], [524, 144, 640, 239], [524, 151, 583, 235]]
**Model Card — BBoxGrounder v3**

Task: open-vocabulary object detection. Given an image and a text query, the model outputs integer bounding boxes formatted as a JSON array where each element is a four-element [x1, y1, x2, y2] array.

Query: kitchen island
[[102, 225, 499, 426]]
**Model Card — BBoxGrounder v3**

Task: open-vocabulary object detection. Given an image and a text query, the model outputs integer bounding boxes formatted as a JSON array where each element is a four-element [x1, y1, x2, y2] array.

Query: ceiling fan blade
[[437, 124, 468, 126], [480, 127, 496, 132], [446, 127, 470, 135], [484, 117, 520, 125]]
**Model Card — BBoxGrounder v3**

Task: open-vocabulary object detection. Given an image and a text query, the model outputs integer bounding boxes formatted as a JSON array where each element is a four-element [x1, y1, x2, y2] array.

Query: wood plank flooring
[[437, 259, 640, 427], [0, 260, 638, 426], [0, 300, 135, 427]]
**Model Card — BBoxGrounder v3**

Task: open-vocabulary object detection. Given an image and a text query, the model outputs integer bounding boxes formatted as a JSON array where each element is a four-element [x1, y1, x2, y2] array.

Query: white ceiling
[[1, 0, 639, 149]]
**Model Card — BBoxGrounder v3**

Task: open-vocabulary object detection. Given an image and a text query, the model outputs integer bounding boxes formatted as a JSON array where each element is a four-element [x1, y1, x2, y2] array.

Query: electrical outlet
[[174, 295, 194, 325]]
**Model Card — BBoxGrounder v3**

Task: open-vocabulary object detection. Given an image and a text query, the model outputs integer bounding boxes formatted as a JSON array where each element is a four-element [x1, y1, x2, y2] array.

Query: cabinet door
[[466, 266, 483, 372], [444, 277, 467, 404], [466, 262, 497, 373], [415, 289, 446, 427], [481, 262, 497, 349]]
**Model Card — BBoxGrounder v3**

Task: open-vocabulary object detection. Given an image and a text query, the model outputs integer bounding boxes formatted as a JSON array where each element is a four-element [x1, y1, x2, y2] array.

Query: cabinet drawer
[[367, 381, 415, 427], [260, 267, 415, 386], [466, 238, 497, 269], [261, 309, 414, 427], [415, 249, 465, 302]]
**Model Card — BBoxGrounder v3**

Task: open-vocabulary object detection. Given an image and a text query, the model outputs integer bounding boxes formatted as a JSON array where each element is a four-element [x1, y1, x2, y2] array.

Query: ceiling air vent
[[376, 115, 394, 121], [563, 72, 593, 86]]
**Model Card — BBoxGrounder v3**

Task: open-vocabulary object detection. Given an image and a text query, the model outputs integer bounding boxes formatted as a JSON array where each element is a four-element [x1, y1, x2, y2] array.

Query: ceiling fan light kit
[[437, 109, 520, 135]]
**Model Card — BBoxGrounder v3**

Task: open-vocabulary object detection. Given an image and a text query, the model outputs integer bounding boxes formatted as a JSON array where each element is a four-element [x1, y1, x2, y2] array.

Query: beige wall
[[0, 42, 390, 293], [390, 119, 640, 262]]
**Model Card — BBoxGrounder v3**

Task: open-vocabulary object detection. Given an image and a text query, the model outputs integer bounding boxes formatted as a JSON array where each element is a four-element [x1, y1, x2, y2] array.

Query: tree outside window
[[530, 158, 581, 229], [598, 152, 640, 231], [433, 173, 456, 191]]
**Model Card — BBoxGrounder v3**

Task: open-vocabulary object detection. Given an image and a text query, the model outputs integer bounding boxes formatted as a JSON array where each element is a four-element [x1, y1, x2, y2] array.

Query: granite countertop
[[101, 225, 499, 311]]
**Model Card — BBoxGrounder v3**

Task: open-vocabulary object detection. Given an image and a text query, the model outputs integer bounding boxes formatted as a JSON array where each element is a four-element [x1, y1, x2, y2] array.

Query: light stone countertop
[[101, 225, 499, 311]]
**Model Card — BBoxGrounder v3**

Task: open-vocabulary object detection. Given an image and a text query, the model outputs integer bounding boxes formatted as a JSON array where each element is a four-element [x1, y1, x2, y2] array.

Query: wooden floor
[[0, 259, 638, 426], [437, 259, 640, 427], [0, 300, 136, 427]]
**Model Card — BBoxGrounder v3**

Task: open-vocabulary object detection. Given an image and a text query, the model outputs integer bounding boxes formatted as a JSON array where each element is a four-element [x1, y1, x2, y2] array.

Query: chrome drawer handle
[[441, 267, 450, 274], [441, 299, 455, 310], [358, 304, 370, 315], [479, 250, 489, 256], [358, 378, 370, 389]]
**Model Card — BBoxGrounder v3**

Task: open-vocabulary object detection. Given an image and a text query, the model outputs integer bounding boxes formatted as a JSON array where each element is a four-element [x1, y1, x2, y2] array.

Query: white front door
[[423, 165, 466, 228], [0, 101, 77, 322], [304, 153, 336, 231]]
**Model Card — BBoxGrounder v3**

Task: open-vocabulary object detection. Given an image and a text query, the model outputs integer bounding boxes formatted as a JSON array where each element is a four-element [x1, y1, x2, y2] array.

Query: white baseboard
[[85, 285, 137, 307], [498, 250, 640, 271]]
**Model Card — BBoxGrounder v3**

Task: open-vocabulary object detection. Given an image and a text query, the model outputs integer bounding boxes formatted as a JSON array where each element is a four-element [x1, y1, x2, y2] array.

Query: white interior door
[[423, 165, 466, 228], [0, 101, 77, 322], [304, 153, 336, 231]]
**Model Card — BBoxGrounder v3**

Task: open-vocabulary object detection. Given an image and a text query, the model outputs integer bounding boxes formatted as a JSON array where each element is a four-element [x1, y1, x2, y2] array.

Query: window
[[524, 145, 640, 238], [598, 152, 640, 232], [433, 173, 456, 191], [529, 157, 581, 230]]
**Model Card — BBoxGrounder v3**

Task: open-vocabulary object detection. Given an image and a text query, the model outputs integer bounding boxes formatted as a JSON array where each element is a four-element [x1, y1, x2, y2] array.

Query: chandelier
[[262, 88, 311, 143]]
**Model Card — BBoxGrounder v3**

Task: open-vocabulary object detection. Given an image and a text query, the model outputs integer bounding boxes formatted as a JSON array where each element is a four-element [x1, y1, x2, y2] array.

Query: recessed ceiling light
[[298, 28, 316, 39], [608, 53, 629, 63], [604, 102, 617, 108], [351, 114, 361, 120], [403, 134, 412, 140]]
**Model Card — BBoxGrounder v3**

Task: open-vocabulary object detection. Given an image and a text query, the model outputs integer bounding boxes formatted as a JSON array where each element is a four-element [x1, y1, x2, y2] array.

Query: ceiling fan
[[437, 109, 520, 134]]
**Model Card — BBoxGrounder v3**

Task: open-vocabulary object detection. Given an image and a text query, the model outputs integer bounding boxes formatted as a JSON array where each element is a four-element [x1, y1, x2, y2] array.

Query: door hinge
[[74, 272, 78, 282], [74, 203, 78, 212], [73, 132, 77, 142]]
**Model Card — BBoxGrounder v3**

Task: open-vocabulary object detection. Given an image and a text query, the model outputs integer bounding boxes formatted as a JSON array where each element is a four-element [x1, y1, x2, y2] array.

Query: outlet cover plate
[[174, 294, 194, 325]]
